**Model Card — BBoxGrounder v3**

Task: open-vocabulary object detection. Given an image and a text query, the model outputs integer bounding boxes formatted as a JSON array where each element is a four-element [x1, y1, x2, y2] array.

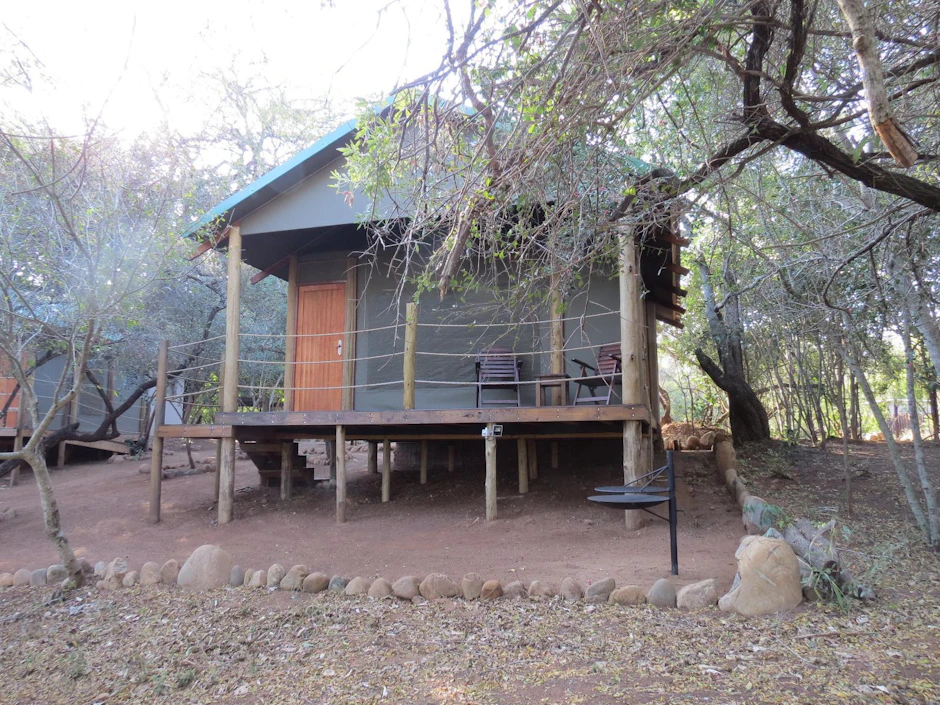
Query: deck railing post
[[218, 224, 242, 525], [403, 302, 418, 410], [336, 425, 347, 523], [149, 339, 169, 524]]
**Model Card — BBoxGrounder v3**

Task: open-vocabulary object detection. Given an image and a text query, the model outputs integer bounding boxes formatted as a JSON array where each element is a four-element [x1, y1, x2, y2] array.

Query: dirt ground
[[0, 441, 741, 589], [0, 440, 937, 704]]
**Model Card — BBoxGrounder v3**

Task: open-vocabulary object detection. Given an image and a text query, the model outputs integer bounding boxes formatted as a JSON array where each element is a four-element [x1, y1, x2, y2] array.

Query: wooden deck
[[157, 404, 650, 441]]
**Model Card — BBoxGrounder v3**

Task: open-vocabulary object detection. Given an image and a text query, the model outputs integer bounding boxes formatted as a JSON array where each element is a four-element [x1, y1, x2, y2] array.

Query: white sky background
[[2, 0, 454, 137]]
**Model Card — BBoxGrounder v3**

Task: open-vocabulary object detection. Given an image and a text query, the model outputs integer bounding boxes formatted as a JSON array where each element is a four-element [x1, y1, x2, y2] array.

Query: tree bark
[[695, 260, 771, 443]]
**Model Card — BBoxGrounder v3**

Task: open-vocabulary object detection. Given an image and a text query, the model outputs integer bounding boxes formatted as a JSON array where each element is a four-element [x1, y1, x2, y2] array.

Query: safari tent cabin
[[154, 110, 688, 525]]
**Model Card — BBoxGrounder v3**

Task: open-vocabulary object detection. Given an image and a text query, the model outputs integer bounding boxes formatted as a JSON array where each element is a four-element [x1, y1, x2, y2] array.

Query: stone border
[[0, 548, 724, 611]]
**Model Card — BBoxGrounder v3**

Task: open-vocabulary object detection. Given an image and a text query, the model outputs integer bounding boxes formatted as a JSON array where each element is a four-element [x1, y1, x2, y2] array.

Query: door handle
[[337, 339, 343, 357]]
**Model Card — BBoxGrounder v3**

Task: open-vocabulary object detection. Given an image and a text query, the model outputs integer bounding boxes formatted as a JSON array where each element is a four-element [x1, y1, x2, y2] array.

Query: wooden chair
[[571, 343, 622, 405], [475, 347, 523, 407]]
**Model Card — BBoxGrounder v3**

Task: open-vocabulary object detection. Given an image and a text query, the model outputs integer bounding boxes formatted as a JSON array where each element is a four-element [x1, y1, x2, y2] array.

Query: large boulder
[[461, 573, 484, 601], [677, 579, 720, 610], [279, 565, 309, 591], [159, 559, 180, 585], [391, 576, 420, 600], [646, 579, 677, 608], [177, 545, 234, 591], [560, 577, 584, 602], [609, 585, 646, 606], [367, 578, 393, 599], [419, 573, 459, 600], [140, 562, 162, 586], [718, 536, 802, 617], [12, 569, 31, 587], [267, 564, 287, 588], [302, 572, 329, 593], [585, 576, 615, 603]]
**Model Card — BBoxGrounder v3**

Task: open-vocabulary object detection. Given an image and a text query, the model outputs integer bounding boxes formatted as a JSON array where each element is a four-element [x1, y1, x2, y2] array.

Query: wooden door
[[294, 283, 346, 411]]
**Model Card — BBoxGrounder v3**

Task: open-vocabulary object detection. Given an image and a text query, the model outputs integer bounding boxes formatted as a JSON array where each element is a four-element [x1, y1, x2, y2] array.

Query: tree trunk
[[695, 260, 771, 443], [26, 448, 83, 587]]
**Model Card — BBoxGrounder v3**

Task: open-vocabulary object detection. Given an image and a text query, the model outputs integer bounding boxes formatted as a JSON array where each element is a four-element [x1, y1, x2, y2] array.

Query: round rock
[[481, 580, 502, 600], [328, 575, 349, 592], [367, 577, 393, 599], [46, 565, 68, 584], [248, 570, 267, 588], [159, 559, 180, 585], [243, 569, 256, 586], [527, 581, 556, 599], [560, 577, 584, 601], [178, 545, 234, 591], [345, 577, 371, 595], [302, 572, 329, 593], [502, 581, 527, 599], [267, 564, 287, 588], [13, 569, 31, 587], [279, 565, 309, 591], [609, 585, 646, 606], [646, 578, 677, 608], [122, 571, 140, 588], [230, 565, 246, 587], [0, 573, 13, 588], [391, 576, 420, 600], [419, 573, 459, 600], [461, 573, 484, 601], [140, 562, 162, 586], [585, 576, 615, 603], [676, 578, 720, 610], [30, 568, 47, 587]]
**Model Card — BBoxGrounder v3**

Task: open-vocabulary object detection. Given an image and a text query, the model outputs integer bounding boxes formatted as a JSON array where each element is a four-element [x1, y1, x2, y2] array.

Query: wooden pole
[[10, 393, 24, 487], [218, 225, 242, 525], [403, 302, 418, 410], [280, 442, 293, 501], [336, 425, 346, 523], [381, 437, 391, 502], [327, 440, 337, 488], [447, 443, 455, 473], [342, 256, 358, 411], [419, 439, 428, 485], [284, 255, 299, 412], [58, 372, 79, 469], [619, 231, 645, 530], [646, 299, 660, 428], [149, 340, 169, 524], [367, 440, 378, 474], [485, 423, 497, 521], [527, 438, 538, 480], [550, 441, 559, 470], [517, 438, 528, 494], [550, 269, 565, 404], [214, 348, 225, 503]]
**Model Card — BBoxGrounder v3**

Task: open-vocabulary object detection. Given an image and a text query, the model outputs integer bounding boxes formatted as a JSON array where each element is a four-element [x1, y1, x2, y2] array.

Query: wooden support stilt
[[448, 443, 455, 473], [213, 439, 221, 502], [419, 439, 428, 485], [280, 441, 293, 501], [368, 440, 378, 474], [517, 438, 528, 494], [550, 441, 559, 469], [382, 437, 391, 502], [403, 302, 418, 410], [149, 339, 169, 524], [10, 397, 24, 487], [218, 225, 242, 526], [485, 423, 497, 521], [336, 425, 346, 523], [527, 438, 538, 480], [327, 440, 337, 488], [619, 231, 645, 530]]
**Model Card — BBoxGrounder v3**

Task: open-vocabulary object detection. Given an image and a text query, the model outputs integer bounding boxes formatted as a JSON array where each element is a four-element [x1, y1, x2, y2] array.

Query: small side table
[[535, 374, 570, 406]]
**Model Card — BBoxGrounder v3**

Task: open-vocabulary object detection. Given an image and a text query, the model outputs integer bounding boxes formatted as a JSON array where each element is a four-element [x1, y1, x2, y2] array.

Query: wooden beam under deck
[[157, 424, 235, 439]]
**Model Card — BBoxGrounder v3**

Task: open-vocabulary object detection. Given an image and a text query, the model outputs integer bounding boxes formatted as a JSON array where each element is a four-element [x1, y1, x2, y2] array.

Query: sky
[[2, 0, 451, 137]]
